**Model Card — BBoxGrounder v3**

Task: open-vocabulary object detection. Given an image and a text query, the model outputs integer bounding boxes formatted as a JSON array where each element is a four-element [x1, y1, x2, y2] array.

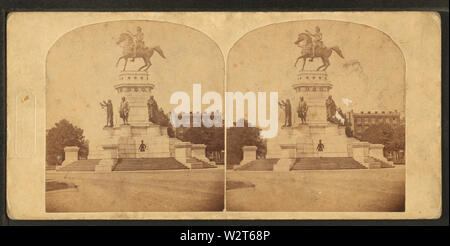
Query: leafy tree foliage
[[46, 119, 89, 166], [226, 120, 266, 165], [175, 112, 224, 153], [360, 123, 405, 152]]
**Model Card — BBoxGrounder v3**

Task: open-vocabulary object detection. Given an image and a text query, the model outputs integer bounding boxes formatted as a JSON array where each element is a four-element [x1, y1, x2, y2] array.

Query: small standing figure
[[147, 95, 158, 124], [325, 95, 337, 122], [138, 140, 147, 152], [316, 139, 324, 152], [100, 99, 114, 127], [278, 99, 292, 127], [119, 96, 130, 125], [305, 26, 323, 61], [297, 96, 308, 124]]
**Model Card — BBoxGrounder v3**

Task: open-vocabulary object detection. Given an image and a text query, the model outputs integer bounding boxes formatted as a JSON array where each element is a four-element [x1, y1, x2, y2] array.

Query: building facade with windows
[[347, 110, 401, 139]]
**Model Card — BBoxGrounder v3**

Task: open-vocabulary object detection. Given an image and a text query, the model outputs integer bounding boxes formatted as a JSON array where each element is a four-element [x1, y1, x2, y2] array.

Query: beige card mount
[[6, 12, 442, 220]]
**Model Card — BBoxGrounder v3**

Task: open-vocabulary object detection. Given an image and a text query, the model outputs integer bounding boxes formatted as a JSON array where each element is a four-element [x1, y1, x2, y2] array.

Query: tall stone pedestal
[[292, 71, 332, 125], [59, 71, 215, 171], [267, 71, 351, 159], [114, 71, 155, 125], [266, 70, 389, 169], [84, 71, 215, 171]]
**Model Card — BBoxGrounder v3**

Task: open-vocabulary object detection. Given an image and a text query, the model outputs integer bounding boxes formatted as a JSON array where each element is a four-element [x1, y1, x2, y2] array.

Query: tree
[[386, 124, 405, 152], [360, 123, 394, 146], [46, 119, 89, 166], [173, 112, 224, 153], [180, 125, 224, 153], [360, 123, 405, 153], [226, 120, 266, 165]]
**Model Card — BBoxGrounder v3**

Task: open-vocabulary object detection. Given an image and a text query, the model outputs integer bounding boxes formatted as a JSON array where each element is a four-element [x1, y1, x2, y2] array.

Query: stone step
[[234, 159, 279, 171], [114, 157, 188, 171], [191, 157, 216, 168], [292, 157, 366, 170], [366, 157, 394, 169], [56, 159, 100, 172]]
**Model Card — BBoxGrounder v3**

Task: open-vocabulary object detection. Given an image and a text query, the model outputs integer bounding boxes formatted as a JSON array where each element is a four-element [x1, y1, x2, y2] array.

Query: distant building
[[347, 110, 401, 139]]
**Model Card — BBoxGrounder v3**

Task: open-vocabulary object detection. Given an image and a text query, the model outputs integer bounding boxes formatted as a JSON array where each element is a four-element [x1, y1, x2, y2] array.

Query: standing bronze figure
[[279, 99, 292, 127], [119, 97, 129, 125], [297, 97, 308, 124], [100, 99, 114, 127], [325, 95, 337, 122], [147, 95, 158, 124]]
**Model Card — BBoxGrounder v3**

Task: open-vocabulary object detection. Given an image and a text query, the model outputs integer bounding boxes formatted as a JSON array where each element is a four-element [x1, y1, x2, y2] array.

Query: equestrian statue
[[294, 26, 344, 71], [116, 26, 166, 72]]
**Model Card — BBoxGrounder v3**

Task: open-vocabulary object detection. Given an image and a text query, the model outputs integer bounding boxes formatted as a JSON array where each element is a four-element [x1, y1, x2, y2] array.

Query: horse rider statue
[[128, 26, 145, 62], [294, 26, 344, 71], [116, 26, 166, 72], [304, 26, 323, 62]]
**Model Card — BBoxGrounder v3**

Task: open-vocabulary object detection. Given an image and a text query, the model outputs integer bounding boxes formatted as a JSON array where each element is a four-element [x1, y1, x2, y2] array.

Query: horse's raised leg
[[323, 61, 330, 71], [316, 57, 326, 71], [138, 57, 148, 71], [321, 57, 330, 71], [294, 56, 302, 67], [122, 58, 128, 71], [144, 60, 152, 72], [115, 56, 123, 67]]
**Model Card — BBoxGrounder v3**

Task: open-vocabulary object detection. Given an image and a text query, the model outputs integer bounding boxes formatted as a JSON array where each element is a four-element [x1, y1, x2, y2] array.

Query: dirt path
[[226, 167, 405, 212], [46, 170, 224, 212]]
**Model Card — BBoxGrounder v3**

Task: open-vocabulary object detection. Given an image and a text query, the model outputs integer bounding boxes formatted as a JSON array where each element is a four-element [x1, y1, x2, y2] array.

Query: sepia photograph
[[44, 21, 225, 212], [5, 11, 442, 220], [226, 20, 406, 212]]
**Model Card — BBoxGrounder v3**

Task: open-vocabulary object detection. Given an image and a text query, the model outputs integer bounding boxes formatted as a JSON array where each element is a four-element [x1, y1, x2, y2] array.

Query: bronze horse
[[294, 33, 344, 71], [116, 33, 166, 72]]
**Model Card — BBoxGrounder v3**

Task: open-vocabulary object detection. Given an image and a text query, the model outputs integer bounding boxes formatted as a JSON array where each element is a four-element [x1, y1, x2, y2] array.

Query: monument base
[[94, 159, 118, 173], [265, 122, 394, 170], [267, 123, 351, 159]]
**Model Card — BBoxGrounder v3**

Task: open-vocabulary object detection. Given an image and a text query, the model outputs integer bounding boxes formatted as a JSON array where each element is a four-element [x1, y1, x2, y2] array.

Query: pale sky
[[46, 21, 224, 146], [46, 19, 405, 145], [227, 20, 405, 116]]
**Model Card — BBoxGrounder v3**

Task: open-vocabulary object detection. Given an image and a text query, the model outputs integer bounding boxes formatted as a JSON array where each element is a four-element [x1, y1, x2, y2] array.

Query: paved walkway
[[46, 169, 224, 212], [227, 167, 405, 212]]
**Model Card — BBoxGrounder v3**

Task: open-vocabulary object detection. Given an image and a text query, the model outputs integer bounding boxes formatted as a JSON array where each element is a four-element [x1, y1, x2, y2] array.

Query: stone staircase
[[365, 156, 395, 169], [190, 157, 217, 169], [56, 159, 100, 172], [55, 157, 215, 172], [113, 157, 188, 171], [234, 159, 279, 171], [291, 157, 367, 170]]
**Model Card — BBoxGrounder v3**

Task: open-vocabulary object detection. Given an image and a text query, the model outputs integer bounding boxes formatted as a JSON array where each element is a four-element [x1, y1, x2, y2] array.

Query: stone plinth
[[60, 146, 79, 167], [274, 144, 296, 172], [175, 142, 192, 167], [100, 124, 171, 159], [95, 144, 118, 172], [292, 71, 332, 125], [114, 71, 155, 125], [192, 144, 216, 166], [351, 142, 370, 167], [369, 144, 384, 160], [239, 146, 257, 166]]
